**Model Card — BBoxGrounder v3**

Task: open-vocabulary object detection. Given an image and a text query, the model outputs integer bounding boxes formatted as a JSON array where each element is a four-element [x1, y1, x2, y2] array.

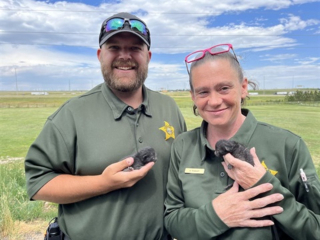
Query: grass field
[[0, 91, 319, 238]]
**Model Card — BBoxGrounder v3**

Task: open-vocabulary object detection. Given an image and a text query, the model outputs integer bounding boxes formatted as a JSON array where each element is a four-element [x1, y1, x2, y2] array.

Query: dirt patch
[[1, 220, 47, 240], [0, 157, 24, 164]]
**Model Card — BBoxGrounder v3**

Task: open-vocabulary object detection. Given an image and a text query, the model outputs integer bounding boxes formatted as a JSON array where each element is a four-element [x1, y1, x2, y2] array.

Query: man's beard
[[101, 59, 148, 92]]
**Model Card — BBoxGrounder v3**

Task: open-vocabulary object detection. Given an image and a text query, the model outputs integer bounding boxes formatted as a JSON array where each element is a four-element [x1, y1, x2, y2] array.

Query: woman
[[164, 44, 320, 240]]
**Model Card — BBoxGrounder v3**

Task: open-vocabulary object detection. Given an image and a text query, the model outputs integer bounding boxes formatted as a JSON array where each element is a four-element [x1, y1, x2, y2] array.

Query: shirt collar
[[231, 109, 257, 145], [102, 83, 152, 120], [199, 121, 213, 161], [199, 109, 258, 161]]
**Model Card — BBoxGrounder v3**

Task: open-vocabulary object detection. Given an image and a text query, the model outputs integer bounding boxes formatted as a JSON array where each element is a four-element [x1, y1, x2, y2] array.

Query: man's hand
[[100, 157, 155, 193], [212, 182, 283, 228], [33, 157, 154, 204], [222, 148, 266, 189]]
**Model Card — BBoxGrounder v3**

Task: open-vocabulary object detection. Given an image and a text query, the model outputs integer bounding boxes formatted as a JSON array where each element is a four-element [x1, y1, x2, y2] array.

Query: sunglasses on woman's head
[[185, 43, 239, 74]]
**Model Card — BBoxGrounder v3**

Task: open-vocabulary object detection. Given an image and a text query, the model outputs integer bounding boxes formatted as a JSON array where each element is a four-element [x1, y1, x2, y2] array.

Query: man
[[25, 12, 186, 239]]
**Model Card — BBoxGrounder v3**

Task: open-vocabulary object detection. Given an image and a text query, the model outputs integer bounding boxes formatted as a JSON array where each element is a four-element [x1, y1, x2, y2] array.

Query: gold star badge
[[262, 161, 278, 176], [159, 121, 175, 140]]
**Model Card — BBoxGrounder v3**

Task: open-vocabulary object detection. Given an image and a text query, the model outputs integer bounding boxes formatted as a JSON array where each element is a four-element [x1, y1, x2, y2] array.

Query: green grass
[[248, 105, 320, 170], [0, 104, 60, 236], [0, 91, 320, 236], [0, 161, 57, 238], [0, 108, 57, 158], [0, 161, 56, 220], [0, 91, 83, 108]]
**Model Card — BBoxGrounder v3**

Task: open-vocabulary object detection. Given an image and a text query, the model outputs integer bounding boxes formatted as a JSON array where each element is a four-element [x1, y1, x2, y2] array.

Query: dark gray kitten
[[123, 147, 157, 171], [215, 139, 254, 166], [215, 140, 278, 237]]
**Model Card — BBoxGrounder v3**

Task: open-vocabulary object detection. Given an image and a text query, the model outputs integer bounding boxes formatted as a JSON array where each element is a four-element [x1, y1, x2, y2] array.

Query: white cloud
[[147, 62, 188, 90], [295, 57, 320, 65], [245, 64, 320, 89], [280, 14, 319, 31], [1, 0, 319, 52], [261, 53, 297, 62], [0, 0, 319, 90]]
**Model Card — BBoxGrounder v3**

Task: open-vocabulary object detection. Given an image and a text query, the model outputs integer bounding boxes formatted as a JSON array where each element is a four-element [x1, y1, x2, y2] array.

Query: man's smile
[[115, 66, 135, 70], [113, 61, 137, 71]]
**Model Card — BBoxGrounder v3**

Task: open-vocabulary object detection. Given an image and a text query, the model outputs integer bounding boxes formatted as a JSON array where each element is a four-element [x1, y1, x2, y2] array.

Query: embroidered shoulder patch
[[159, 121, 175, 140], [262, 161, 278, 176]]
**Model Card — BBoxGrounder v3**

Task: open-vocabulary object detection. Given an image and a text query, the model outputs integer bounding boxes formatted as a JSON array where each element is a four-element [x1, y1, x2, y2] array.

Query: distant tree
[[285, 90, 320, 102], [315, 90, 320, 101]]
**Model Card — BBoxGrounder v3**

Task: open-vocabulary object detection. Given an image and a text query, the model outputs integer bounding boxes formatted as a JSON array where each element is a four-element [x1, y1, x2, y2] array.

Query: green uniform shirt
[[165, 109, 320, 240], [25, 83, 186, 240]]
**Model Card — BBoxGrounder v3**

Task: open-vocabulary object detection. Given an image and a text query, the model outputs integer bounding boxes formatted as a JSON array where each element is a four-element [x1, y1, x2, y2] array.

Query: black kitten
[[215, 139, 254, 166], [123, 147, 157, 171]]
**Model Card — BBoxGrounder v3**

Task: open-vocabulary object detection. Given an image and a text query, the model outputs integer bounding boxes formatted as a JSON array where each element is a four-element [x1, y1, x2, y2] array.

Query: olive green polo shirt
[[25, 83, 186, 240], [165, 109, 320, 240]]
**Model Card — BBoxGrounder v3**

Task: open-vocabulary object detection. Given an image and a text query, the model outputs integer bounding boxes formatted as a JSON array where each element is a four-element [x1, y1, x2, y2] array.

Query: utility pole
[[263, 76, 265, 95], [292, 76, 294, 90], [14, 67, 18, 94]]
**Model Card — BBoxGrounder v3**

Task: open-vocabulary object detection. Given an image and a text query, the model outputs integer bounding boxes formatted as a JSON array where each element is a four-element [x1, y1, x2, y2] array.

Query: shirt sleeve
[[25, 110, 76, 200], [254, 138, 320, 240], [164, 139, 229, 239]]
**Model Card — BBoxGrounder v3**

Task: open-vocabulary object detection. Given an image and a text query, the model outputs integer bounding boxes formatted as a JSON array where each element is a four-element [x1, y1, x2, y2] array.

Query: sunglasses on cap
[[105, 18, 149, 36]]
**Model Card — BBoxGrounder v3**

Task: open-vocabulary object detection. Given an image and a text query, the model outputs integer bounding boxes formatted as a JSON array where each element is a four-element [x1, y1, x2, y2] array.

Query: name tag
[[185, 168, 205, 174]]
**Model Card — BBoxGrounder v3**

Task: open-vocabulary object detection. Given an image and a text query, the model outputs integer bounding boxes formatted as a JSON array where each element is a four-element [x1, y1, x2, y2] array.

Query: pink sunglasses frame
[[185, 43, 239, 73]]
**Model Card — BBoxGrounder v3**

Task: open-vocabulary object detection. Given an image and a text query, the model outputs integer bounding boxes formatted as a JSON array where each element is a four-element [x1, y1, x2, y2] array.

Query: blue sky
[[0, 0, 319, 91]]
